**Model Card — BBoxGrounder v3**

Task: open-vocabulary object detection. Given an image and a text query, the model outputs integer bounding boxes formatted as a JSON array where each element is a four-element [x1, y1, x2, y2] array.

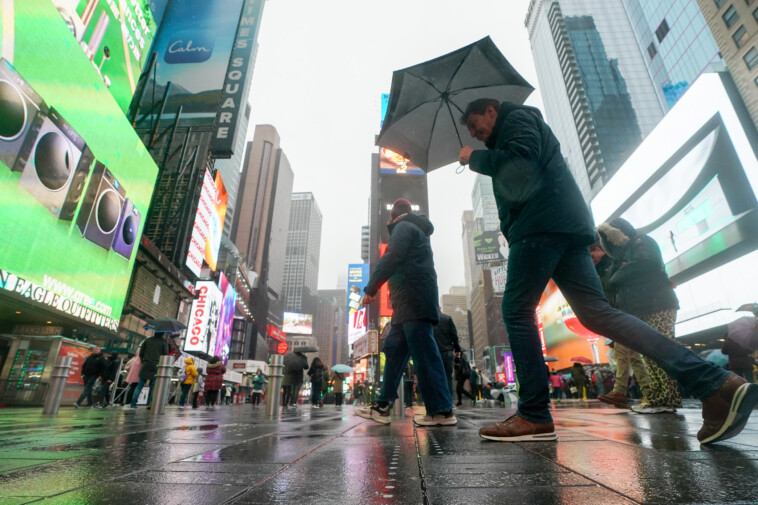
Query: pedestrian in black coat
[[433, 311, 462, 396], [75, 347, 105, 408]]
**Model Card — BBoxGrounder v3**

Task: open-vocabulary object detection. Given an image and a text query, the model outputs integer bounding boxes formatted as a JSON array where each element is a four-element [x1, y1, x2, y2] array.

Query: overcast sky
[[245, 0, 544, 295]]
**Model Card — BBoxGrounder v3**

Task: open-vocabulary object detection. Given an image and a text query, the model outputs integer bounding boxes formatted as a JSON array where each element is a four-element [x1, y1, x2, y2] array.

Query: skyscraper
[[526, 0, 665, 199], [696, 0, 758, 130], [471, 174, 499, 232], [313, 289, 348, 368], [283, 193, 323, 314], [623, 0, 723, 109], [442, 286, 470, 352]]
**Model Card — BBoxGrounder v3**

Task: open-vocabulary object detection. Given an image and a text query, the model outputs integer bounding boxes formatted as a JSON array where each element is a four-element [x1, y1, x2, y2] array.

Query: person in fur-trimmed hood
[[596, 218, 681, 414]]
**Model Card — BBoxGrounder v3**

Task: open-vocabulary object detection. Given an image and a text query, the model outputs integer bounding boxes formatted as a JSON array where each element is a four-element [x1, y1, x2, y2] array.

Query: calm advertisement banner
[[0, 0, 159, 330]]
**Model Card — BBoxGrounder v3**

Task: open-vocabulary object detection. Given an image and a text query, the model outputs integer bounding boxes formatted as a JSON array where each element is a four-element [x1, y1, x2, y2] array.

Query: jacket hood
[[486, 102, 544, 149], [388, 212, 434, 236], [597, 218, 636, 258], [207, 361, 222, 369], [184, 358, 194, 365]]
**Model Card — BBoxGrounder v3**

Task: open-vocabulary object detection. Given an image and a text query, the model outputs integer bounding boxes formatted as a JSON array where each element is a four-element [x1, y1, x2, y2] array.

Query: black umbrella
[[726, 317, 758, 351], [143, 317, 187, 333], [294, 346, 318, 353], [377, 36, 533, 172]]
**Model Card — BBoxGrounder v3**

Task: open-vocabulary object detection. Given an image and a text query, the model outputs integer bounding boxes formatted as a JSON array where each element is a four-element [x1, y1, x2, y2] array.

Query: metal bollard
[[151, 355, 174, 416], [393, 373, 405, 419], [265, 354, 284, 418], [43, 356, 72, 416]]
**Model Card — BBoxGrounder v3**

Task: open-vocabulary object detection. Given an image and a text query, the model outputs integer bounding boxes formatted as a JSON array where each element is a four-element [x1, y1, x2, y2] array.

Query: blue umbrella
[[700, 349, 728, 368], [331, 364, 353, 374]]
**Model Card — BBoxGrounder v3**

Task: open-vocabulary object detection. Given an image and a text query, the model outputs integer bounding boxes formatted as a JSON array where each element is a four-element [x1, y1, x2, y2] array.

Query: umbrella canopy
[[543, 356, 559, 362], [331, 364, 353, 374], [726, 317, 758, 351], [736, 303, 758, 315], [143, 317, 187, 333], [377, 36, 533, 172], [570, 356, 593, 364], [700, 349, 729, 368], [293, 346, 318, 353]]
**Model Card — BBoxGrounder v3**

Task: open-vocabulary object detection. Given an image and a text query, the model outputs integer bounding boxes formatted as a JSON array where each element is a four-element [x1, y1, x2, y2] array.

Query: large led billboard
[[138, 0, 245, 124], [184, 280, 223, 354], [0, 0, 159, 331], [473, 230, 508, 264], [378, 173, 429, 244], [346, 263, 369, 345], [282, 312, 313, 336], [379, 148, 425, 176], [52, 0, 157, 113], [186, 170, 226, 276], [213, 272, 236, 363]]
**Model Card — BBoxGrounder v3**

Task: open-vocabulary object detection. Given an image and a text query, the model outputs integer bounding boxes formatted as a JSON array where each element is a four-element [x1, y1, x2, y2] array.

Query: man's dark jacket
[[81, 352, 104, 378], [138, 336, 169, 381], [364, 212, 440, 325], [468, 102, 595, 245], [433, 313, 462, 353], [102, 356, 120, 382]]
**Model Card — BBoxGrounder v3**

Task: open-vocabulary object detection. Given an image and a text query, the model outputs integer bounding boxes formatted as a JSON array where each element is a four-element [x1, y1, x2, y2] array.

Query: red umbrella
[[570, 356, 592, 364]]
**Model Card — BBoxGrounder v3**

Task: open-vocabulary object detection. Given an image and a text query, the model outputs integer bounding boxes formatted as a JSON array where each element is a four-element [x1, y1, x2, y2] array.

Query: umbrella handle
[[455, 164, 465, 174]]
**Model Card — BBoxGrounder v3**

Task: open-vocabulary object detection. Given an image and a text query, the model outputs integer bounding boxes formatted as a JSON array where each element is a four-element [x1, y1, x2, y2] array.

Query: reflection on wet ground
[[0, 399, 757, 503]]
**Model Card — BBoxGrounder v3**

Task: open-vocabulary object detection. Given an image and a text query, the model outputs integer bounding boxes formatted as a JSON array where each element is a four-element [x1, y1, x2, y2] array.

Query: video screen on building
[[282, 312, 313, 335], [184, 281, 223, 354], [379, 147, 425, 176], [52, 0, 157, 114], [186, 170, 227, 276], [346, 264, 369, 345], [213, 273, 236, 363], [0, 0, 159, 331]]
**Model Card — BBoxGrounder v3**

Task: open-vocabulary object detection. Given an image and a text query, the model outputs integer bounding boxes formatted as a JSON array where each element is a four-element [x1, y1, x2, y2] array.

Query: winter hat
[[390, 198, 412, 220], [596, 218, 636, 258]]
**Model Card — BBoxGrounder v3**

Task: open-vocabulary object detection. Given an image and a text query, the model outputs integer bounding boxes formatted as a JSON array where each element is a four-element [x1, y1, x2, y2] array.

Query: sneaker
[[598, 391, 628, 409], [479, 414, 557, 442], [355, 402, 391, 425], [413, 411, 457, 427], [698, 374, 758, 445], [93, 404, 104, 409], [73, 403, 80, 409], [455, 402, 462, 407], [631, 404, 667, 414]]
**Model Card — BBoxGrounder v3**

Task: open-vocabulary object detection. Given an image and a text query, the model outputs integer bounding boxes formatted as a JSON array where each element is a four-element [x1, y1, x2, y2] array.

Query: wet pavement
[[0, 399, 757, 504]]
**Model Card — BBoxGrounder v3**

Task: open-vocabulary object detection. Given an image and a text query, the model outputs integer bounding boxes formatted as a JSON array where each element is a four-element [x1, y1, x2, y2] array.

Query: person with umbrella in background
[[282, 351, 308, 408], [722, 338, 756, 383], [75, 347, 105, 408], [129, 333, 170, 409], [308, 357, 327, 408], [355, 198, 455, 426], [457, 97, 758, 444]]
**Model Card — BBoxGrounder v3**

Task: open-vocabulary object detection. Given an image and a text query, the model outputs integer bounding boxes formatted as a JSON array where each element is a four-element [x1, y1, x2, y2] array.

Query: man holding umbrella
[[457, 97, 758, 444], [355, 198, 455, 426]]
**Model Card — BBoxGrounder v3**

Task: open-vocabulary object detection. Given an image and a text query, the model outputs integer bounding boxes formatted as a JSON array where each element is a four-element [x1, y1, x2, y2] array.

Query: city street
[[1, 401, 757, 504]]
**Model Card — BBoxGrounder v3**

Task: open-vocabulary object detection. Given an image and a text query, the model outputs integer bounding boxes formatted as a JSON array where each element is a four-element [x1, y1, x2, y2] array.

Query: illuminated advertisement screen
[[0, 0, 159, 331], [380, 93, 389, 127], [52, 0, 157, 113], [184, 280, 222, 354], [539, 280, 601, 371], [473, 230, 508, 264], [346, 263, 369, 345], [213, 272, 236, 363], [139, 0, 244, 123], [379, 147, 425, 176], [282, 312, 313, 335], [186, 169, 225, 276]]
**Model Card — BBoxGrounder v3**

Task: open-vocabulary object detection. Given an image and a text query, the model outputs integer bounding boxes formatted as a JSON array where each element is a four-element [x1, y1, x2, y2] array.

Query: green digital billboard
[[0, 0, 159, 331], [52, 0, 157, 113]]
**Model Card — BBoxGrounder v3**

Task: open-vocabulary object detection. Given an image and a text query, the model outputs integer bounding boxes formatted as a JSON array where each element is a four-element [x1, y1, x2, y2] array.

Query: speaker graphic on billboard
[[111, 198, 140, 260], [77, 162, 125, 250], [16, 107, 94, 221], [0, 59, 46, 171]]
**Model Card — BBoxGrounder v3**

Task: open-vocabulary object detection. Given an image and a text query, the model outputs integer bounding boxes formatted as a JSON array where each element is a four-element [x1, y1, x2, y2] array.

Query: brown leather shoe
[[698, 374, 758, 445], [598, 391, 628, 409], [479, 414, 557, 442]]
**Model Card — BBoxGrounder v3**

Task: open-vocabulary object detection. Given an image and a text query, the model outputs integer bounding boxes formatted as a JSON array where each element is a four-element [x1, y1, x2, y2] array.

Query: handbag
[[569, 386, 578, 394]]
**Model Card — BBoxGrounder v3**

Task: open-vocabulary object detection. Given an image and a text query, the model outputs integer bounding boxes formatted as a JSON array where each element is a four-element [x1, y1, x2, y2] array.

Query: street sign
[[277, 342, 288, 354]]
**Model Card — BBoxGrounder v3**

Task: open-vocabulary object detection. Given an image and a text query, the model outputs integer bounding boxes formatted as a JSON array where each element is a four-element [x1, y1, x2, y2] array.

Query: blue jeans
[[76, 375, 97, 406], [378, 321, 453, 415], [129, 378, 154, 407], [504, 234, 731, 424]]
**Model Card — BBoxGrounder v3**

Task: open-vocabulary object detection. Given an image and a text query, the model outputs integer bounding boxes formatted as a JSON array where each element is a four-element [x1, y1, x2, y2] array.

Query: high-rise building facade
[[623, 0, 723, 110], [461, 210, 480, 302], [313, 289, 348, 368], [216, 104, 253, 237], [283, 193, 323, 314], [696, 0, 758, 130], [442, 286, 471, 352], [472, 175, 500, 232], [526, 0, 666, 199]]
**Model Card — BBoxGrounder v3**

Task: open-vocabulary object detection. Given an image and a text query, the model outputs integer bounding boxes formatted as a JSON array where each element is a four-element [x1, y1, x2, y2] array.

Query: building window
[[744, 46, 758, 69], [734, 25, 749, 47], [724, 5, 739, 27], [647, 42, 658, 59], [655, 19, 670, 42], [715, 0, 726, 6]]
